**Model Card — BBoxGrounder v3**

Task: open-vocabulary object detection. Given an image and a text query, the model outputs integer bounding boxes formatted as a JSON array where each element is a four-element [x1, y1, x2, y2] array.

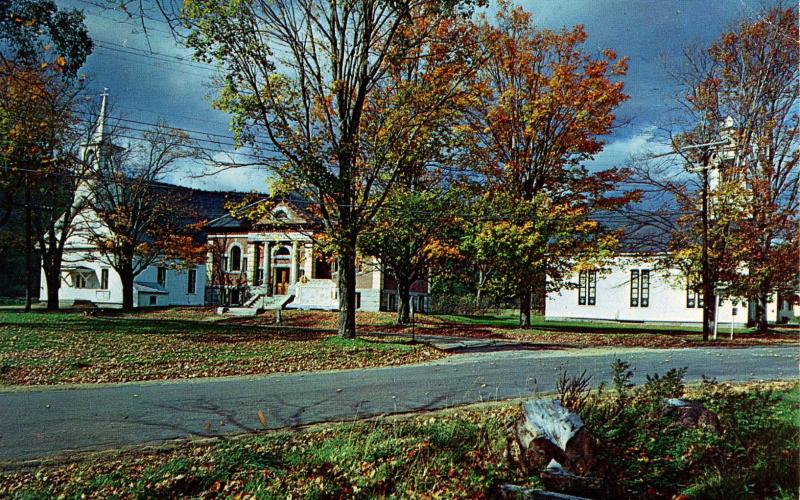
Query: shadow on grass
[[427, 312, 799, 339], [443, 342, 570, 354], [0, 312, 335, 343]]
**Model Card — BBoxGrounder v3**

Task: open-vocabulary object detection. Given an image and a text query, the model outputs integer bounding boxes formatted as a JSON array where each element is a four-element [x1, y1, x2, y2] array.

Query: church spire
[[91, 88, 109, 145]]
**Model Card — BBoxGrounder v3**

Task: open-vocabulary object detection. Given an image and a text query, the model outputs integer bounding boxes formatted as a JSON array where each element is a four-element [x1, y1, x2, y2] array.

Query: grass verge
[[0, 310, 443, 386], [240, 309, 800, 349], [1, 380, 796, 499]]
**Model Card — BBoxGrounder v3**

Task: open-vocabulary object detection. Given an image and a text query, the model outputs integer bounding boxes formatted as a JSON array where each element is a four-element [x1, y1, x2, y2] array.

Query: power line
[[89, 48, 215, 80], [2, 164, 697, 221], [109, 102, 231, 128], [75, 1, 178, 37], [93, 40, 216, 73], [72, 111, 281, 155]]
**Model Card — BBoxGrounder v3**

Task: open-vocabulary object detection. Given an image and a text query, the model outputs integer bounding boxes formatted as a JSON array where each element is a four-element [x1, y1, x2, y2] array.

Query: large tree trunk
[[120, 265, 135, 311], [702, 280, 715, 340], [42, 231, 64, 311], [396, 273, 412, 325], [700, 167, 711, 341], [519, 285, 532, 328], [337, 246, 357, 339], [45, 264, 60, 311], [509, 399, 597, 476], [755, 281, 770, 333]]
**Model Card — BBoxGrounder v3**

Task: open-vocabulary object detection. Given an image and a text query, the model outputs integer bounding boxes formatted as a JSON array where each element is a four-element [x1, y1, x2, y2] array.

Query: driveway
[[1, 345, 797, 462]]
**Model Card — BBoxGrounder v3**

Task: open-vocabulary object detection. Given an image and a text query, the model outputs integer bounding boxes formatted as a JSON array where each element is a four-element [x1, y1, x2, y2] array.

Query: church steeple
[[91, 88, 109, 145], [81, 89, 109, 167]]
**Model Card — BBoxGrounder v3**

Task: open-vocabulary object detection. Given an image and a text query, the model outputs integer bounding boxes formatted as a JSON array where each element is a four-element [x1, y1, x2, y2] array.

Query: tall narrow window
[[578, 270, 597, 306], [578, 271, 587, 305], [630, 270, 639, 307], [687, 277, 704, 308], [157, 267, 167, 286], [100, 269, 109, 290], [242, 257, 248, 274], [230, 246, 242, 271], [187, 268, 197, 294], [640, 270, 650, 307], [587, 271, 597, 306]]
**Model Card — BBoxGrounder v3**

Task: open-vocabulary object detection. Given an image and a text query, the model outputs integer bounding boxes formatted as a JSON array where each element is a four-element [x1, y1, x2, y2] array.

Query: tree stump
[[663, 399, 721, 433], [508, 399, 597, 476]]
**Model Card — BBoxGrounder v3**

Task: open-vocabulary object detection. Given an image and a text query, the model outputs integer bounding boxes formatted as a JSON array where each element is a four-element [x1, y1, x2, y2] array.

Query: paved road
[[1, 346, 797, 462]]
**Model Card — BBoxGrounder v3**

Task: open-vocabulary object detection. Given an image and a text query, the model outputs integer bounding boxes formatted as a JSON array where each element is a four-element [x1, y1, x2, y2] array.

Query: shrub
[[571, 364, 799, 498], [556, 369, 592, 412]]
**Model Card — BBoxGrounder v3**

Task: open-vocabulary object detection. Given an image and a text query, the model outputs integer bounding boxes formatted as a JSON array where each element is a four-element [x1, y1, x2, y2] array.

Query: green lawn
[[2, 380, 796, 499], [437, 309, 756, 334], [0, 310, 442, 386]]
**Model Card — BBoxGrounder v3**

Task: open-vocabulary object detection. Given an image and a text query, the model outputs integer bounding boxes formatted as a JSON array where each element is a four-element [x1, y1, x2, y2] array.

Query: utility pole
[[700, 153, 713, 341], [653, 138, 729, 341]]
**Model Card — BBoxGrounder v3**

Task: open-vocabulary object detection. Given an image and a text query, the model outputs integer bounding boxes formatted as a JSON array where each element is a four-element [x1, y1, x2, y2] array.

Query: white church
[[38, 93, 226, 308]]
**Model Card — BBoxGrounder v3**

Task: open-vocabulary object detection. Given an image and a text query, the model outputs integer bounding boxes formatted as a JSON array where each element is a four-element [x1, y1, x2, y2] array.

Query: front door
[[275, 268, 290, 295]]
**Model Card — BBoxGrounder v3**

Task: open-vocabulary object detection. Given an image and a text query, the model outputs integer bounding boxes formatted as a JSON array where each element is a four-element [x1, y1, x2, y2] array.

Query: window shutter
[[640, 270, 650, 307], [578, 271, 587, 305], [630, 270, 639, 307]]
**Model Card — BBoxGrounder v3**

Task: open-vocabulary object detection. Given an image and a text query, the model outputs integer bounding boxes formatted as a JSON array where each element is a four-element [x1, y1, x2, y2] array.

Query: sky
[[56, 0, 770, 192]]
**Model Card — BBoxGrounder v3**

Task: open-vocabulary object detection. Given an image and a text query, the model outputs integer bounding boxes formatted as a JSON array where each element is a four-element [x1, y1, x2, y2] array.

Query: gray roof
[[207, 194, 319, 231]]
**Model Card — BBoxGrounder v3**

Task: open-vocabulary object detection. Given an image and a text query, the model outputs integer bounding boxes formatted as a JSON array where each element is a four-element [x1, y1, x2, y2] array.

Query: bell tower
[[80, 88, 109, 169]]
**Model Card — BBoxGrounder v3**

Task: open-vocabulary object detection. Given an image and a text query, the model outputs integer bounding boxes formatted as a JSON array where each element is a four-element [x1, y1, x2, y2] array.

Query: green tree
[[0, 0, 92, 308], [460, 3, 634, 326], [183, 0, 477, 338], [360, 189, 460, 324]]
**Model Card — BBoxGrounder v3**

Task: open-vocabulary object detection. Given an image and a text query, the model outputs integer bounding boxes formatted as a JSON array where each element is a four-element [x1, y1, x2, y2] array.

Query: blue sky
[[57, 0, 768, 192]]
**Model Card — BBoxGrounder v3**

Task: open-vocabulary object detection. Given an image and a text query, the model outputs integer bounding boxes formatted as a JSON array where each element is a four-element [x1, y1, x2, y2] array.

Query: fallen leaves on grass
[[0, 406, 524, 499], [0, 312, 444, 386]]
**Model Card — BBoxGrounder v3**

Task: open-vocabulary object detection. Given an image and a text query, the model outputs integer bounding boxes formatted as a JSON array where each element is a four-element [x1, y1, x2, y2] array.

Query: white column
[[246, 243, 257, 285], [264, 242, 272, 295], [290, 241, 299, 284], [206, 247, 215, 282], [371, 257, 382, 289], [303, 243, 314, 279]]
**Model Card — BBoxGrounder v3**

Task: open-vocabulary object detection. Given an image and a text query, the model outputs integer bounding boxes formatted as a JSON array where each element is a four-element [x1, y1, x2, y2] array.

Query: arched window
[[274, 209, 289, 220], [273, 246, 291, 264], [229, 245, 242, 271]]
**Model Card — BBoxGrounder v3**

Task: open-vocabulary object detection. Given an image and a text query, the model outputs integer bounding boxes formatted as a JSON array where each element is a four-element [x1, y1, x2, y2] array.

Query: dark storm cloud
[[56, 0, 766, 187]]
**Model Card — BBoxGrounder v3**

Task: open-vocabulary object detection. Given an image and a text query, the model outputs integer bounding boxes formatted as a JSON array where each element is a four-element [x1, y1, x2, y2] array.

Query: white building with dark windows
[[547, 118, 797, 327], [545, 254, 796, 327]]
